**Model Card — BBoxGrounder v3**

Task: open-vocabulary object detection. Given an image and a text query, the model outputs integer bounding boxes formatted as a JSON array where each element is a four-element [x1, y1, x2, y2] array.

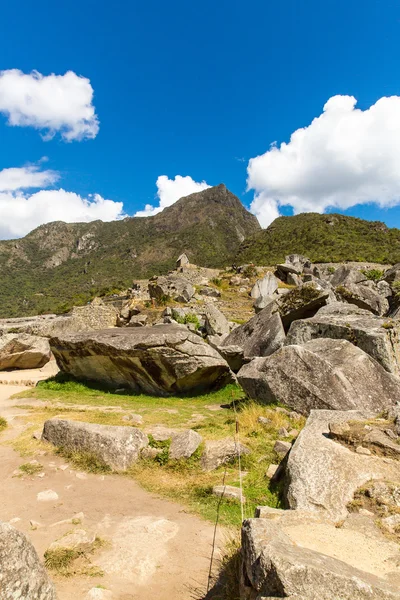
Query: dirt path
[[0, 384, 222, 600]]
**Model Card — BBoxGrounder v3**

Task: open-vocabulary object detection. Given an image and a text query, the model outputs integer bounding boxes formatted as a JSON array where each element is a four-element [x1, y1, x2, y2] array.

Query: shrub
[[361, 269, 384, 282]]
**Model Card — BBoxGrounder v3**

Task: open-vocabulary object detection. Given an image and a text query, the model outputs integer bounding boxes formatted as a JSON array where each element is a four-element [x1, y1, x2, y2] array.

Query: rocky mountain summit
[[0, 184, 260, 318]]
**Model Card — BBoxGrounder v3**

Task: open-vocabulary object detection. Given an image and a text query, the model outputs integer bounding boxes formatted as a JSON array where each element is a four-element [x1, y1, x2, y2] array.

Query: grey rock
[[335, 282, 389, 315], [266, 464, 279, 478], [141, 446, 163, 459], [384, 262, 400, 285], [212, 485, 244, 503], [199, 287, 221, 298], [241, 517, 400, 600], [50, 325, 234, 396], [48, 529, 96, 552], [203, 303, 230, 336], [0, 333, 51, 370], [286, 272, 301, 286], [253, 294, 275, 313], [250, 272, 278, 300], [146, 426, 179, 441], [330, 265, 365, 287], [257, 416, 272, 425], [276, 254, 310, 277], [201, 438, 250, 471], [148, 274, 195, 303], [169, 429, 202, 460], [42, 419, 148, 471], [237, 338, 400, 415], [378, 280, 393, 298], [0, 520, 57, 599], [273, 440, 291, 457], [220, 303, 285, 358], [284, 410, 400, 521], [286, 306, 400, 375], [213, 344, 245, 373], [127, 314, 148, 327]]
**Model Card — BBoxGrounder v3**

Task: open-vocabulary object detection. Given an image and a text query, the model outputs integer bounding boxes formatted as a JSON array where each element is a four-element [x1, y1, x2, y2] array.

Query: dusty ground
[[0, 383, 223, 600]]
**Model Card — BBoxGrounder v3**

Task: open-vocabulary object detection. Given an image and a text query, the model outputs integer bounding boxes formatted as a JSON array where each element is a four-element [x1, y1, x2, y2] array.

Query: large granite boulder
[[0, 333, 51, 370], [241, 513, 400, 600], [286, 303, 400, 375], [384, 262, 400, 285], [148, 274, 195, 303], [50, 325, 234, 395], [276, 283, 330, 330], [237, 338, 400, 415], [220, 303, 285, 358], [0, 520, 57, 599], [42, 419, 149, 471], [284, 410, 400, 521]]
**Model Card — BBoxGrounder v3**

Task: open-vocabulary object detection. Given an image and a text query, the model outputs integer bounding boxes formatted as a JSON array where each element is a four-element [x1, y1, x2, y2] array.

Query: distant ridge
[[0, 184, 260, 317], [236, 212, 400, 266]]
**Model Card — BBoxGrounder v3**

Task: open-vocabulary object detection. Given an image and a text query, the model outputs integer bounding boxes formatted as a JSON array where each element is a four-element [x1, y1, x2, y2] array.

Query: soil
[[0, 383, 223, 600]]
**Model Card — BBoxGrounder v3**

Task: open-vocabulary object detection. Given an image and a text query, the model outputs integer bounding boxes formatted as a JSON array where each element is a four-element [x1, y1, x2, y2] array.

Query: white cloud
[[247, 95, 400, 227], [0, 165, 59, 191], [135, 175, 210, 217], [0, 69, 99, 141], [0, 164, 124, 239]]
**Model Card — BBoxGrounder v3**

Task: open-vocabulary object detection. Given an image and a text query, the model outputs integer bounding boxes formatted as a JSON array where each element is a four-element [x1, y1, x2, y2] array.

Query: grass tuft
[[0, 417, 7, 432]]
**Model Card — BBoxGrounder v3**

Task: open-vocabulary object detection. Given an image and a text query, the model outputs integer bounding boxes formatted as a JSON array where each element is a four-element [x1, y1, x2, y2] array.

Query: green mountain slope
[[0, 184, 260, 318], [236, 212, 400, 266]]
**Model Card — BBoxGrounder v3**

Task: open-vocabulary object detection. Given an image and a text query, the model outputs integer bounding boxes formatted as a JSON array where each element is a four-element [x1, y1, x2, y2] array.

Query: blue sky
[[0, 0, 400, 237]]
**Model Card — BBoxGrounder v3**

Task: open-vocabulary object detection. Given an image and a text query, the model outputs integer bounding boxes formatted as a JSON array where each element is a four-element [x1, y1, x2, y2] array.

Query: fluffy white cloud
[[0, 165, 59, 191], [135, 175, 210, 217], [0, 69, 99, 141], [248, 95, 400, 227], [0, 164, 124, 239]]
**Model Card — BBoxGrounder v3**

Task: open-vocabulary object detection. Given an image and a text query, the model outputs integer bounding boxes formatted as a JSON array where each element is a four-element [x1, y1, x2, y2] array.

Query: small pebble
[[266, 464, 279, 478], [257, 416, 272, 425], [278, 427, 289, 437]]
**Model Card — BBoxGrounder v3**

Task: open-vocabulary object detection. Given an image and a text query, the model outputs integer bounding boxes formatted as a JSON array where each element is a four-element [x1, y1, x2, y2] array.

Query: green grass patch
[[18, 462, 43, 476], [55, 448, 111, 474]]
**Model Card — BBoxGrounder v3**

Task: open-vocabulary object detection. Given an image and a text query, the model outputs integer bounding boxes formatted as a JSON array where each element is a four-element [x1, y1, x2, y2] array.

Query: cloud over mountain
[[248, 95, 400, 226], [135, 175, 210, 217]]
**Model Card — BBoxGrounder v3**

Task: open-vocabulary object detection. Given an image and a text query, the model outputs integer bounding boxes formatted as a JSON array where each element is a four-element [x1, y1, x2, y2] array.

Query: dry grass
[[44, 536, 106, 578], [0, 416, 7, 432]]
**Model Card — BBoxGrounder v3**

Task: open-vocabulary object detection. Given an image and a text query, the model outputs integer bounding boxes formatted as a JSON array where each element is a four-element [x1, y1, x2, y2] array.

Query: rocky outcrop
[[50, 325, 234, 396], [276, 254, 310, 279], [0, 520, 57, 599], [237, 338, 400, 415], [220, 303, 285, 358], [148, 274, 195, 303], [286, 304, 400, 375], [284, 410, 400, 521], [0, 333, 51, 370], [42, 419, 148, 471], [241, 512, 400, 600]]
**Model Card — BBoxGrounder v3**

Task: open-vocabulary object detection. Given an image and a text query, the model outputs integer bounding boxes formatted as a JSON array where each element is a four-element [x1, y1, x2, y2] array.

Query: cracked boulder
[[0, 520, 57, 599], [286, 302, 400, 375], [237, 338, 400, 415], [276, 283, 330, 330], [50, 325, 234, 396]]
